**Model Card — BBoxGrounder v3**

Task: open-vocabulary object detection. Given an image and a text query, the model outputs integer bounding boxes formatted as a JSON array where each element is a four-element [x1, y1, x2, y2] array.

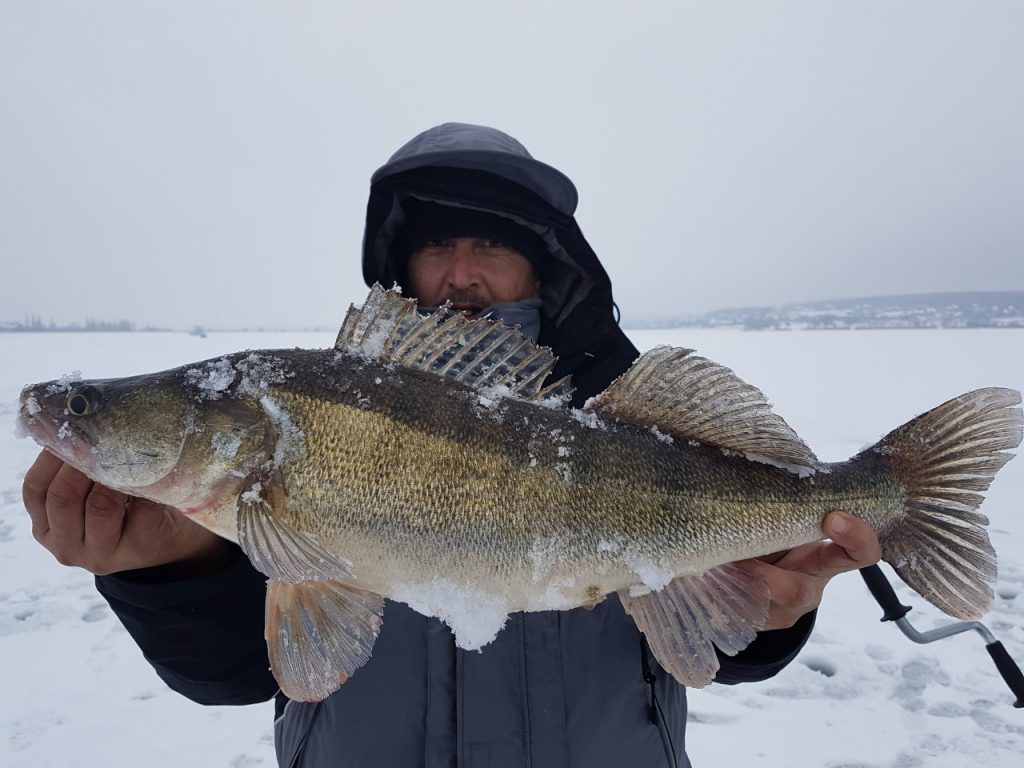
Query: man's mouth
[[449, 302, 484, 317]]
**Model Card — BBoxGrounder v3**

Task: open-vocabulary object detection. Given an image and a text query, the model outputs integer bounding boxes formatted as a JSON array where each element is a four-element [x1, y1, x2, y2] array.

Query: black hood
[[361, 123, 638, 402]]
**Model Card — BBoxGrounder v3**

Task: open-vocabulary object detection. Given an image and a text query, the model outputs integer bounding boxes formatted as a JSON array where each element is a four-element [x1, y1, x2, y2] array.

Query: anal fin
[[266, 580, 384, 701], [619, 562, 770, 688]]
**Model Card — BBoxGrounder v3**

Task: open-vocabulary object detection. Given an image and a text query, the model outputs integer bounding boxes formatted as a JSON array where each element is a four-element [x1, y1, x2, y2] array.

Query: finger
[[745, 560, 823, 628], [768, 539, 870, 580], [22, 450, 65, 538], [823, 511, 882, 569], [43, 462, 95, 556], [755, 548, 789, 566], [82, 484, 130, 556], [748, 559, 818, 608]]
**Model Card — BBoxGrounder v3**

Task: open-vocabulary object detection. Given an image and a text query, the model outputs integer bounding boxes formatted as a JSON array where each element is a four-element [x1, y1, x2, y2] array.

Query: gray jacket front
[[274, 598, 693, 768]]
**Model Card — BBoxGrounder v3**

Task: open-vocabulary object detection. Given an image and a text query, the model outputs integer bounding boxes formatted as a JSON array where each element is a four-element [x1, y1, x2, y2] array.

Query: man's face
[[407, 237, 540, 316]]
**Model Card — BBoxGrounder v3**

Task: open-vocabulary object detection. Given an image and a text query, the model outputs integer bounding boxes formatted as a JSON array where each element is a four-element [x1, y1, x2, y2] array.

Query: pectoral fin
[[236, 470, 353, 582], [619, 562, 770, 688], [266, 579, 384, 702]]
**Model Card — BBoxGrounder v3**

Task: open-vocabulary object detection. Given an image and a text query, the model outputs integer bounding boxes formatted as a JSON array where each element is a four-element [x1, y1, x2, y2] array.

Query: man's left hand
[[744, 511, 882, 630]]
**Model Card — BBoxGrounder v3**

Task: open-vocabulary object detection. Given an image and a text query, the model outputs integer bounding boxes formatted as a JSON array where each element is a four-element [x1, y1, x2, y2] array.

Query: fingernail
[[830, 513, 849, 535]]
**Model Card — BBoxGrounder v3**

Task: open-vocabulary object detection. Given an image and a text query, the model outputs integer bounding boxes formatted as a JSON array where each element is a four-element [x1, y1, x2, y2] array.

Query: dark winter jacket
[[97, 123, 814, 768]]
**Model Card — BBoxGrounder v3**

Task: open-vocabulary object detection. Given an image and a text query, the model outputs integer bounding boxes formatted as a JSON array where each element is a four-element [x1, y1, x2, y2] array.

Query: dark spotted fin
[[236, 471, 383, 701], [590, 346, 823, 474], [618, 562, 771, 688], [868, 387, 1022, 619], [335, 284, 571, 402]]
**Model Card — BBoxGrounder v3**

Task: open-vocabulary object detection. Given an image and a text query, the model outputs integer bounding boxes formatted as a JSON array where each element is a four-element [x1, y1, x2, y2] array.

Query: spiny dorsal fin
[[590, 346, 822, 473], [336, 284, 571, 402]]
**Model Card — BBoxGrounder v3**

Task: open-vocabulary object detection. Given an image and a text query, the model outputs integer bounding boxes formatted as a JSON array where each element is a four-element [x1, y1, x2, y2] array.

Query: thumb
[[823, 511, 882, 568]]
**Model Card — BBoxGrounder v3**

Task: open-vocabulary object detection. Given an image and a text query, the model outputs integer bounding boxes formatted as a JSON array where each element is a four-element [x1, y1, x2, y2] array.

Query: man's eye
[[422, 238, 452, 248], [481, 239, 507, 249]]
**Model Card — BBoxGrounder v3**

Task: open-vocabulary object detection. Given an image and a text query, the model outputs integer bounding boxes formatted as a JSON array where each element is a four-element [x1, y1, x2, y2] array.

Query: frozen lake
[[2, 327, 1022, 767]]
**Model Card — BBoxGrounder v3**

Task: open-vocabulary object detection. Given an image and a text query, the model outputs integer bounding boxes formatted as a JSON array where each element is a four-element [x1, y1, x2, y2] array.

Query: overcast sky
[[2, 1, 1021, 329]]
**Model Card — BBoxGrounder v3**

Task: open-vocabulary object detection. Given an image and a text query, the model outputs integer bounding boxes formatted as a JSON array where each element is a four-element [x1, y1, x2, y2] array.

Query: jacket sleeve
[[713, 609, 816, 684], [95, 545, 278, 705]]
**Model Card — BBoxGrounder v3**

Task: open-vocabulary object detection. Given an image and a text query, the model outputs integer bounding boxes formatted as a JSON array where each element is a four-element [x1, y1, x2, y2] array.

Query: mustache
[[437, 289, 488, 309]]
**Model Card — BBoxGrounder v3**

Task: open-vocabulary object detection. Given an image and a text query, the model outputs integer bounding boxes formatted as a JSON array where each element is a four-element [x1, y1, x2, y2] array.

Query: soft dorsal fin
[[589, 346, 822, 473], [336, 284, 571, 402]]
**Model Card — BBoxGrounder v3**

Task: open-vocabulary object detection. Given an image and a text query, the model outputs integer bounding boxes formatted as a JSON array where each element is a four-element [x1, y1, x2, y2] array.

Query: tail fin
[[871, 388, 1022, 620]]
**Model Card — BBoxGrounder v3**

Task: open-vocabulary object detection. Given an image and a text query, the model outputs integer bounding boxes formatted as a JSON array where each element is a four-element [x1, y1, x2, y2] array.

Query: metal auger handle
[[859, 565, 1024, 709]]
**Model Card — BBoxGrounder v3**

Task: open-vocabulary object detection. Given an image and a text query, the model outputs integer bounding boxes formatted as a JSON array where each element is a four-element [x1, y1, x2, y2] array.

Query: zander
[[17, 286, 1023, 702]]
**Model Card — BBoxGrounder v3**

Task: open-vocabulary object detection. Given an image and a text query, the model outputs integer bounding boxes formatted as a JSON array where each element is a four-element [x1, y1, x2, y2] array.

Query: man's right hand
[[23, 450, 231, 577]]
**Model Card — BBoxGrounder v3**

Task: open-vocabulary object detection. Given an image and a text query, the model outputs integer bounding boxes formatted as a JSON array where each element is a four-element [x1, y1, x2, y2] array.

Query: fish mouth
[[17, 387, 97, 471]]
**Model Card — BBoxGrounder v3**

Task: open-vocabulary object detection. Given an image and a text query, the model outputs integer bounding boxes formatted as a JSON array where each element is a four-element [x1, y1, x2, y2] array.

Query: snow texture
[[184, 357, 236, 399], [211, 431, 242, 459], [259, 395, 305, 467], [2, 327, 1023, 767], [44, 370, 82, 396], [391, 577, 510, 651]]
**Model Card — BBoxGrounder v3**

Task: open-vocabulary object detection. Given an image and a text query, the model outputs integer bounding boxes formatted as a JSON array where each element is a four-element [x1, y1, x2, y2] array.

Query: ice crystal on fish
[[570, 408, 603, 429], [260, 396, 305, 466], [237, 354, 290, 395], [211, 432, 242, 459], [45, 371, 82, 395], [185, 358, 236, 399], [391, 578, 509, 651], [240, 482, 263, 505], [650, 425, 673, 444]]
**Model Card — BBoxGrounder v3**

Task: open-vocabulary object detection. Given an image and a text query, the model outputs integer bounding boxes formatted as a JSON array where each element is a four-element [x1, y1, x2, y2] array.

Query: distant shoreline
[[8, 290, 1023, 334]]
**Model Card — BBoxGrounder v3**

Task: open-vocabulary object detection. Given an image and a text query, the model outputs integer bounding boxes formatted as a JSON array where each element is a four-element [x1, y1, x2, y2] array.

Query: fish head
[[17, 364, 273, 511]]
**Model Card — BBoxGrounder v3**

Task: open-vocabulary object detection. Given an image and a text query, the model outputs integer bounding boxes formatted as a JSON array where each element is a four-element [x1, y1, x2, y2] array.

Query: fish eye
[[66, 386, 100, 417]]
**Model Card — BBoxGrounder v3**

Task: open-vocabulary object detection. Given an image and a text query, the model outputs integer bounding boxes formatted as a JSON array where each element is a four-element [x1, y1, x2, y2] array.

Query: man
[[23, 123, 881, 767]]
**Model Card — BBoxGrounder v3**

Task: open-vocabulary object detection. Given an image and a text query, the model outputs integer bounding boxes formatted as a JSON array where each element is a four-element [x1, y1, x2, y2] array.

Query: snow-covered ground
[[2, 328, 1022, 766]]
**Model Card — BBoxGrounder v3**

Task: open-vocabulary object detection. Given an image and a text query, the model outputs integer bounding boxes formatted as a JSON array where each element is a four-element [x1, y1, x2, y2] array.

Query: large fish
[[17, 286, 1023, 701]]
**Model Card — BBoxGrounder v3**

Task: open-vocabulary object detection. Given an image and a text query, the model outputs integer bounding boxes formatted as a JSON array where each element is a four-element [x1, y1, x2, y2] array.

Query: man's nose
[[444, 240, 482, 288]]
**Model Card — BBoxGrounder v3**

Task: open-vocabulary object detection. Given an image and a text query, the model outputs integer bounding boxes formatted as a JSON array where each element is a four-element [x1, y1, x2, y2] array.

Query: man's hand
[[23, 450, 230, 577], [745, 511, 882, 630]]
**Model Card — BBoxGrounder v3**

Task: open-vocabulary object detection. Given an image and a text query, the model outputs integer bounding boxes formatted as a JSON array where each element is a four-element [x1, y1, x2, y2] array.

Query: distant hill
[[625, 291, 1024, 330]]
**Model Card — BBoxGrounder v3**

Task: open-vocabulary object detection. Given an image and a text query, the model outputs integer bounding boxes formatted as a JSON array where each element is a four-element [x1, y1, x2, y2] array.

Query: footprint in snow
[[686, 710, 737, 725], [0, 601, 73, 636], [864, 643, 893, 661], [80, 602, 108, 623], [925, 701, 969, 718], [231, 755, 265, 767], [892, 657, 950, 712], [889, 754, 925, 768], [969, 700, 1024, 737], [800, 653, 838, 677], [6, 712, 65, 752], [0, 487, 23, 507]]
